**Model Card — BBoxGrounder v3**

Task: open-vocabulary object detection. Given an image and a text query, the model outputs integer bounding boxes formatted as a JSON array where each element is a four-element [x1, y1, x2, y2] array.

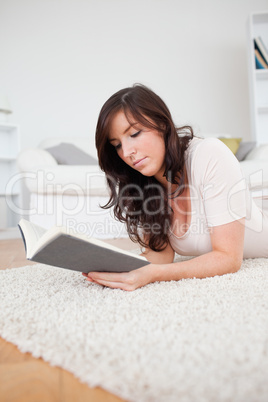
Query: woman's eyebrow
[[123, 123, 136, 133]]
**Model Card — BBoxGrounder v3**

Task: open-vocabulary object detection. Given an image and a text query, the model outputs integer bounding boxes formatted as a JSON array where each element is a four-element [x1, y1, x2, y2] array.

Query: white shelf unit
[[0, 123, 21, 228], [247, 12, 268, 145]]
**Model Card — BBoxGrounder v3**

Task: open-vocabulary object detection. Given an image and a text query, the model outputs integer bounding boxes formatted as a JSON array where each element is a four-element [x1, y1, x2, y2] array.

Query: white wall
[[1, 0, 268, 154]]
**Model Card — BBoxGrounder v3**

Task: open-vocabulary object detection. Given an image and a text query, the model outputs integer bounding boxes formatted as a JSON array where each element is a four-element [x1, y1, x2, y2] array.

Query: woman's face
[[108, 111, 166, 180]]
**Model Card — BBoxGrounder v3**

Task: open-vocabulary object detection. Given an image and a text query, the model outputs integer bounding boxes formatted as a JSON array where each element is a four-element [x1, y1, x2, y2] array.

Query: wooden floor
[[0, 237, 134, 402]]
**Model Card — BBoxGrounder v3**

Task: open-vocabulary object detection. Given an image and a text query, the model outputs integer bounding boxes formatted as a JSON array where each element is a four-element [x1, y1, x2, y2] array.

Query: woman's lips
[[133, 157, 147, 167]]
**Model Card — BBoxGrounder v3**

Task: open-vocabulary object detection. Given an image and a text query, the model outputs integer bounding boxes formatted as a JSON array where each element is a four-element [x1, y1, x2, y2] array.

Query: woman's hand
[[82, 263, 158, 291]]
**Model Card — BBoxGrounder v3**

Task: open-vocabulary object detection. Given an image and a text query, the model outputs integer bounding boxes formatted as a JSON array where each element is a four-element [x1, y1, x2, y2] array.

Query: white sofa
[[239, 146, 268, 198], [17, 138, 128, 239], [17, 137, 268, 239]]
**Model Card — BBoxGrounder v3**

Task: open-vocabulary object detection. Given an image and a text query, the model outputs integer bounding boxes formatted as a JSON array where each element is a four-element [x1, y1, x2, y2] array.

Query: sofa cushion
[[23, 165, 109, 196], [235, 141, 256, 161], [240, 160, 268, 189], [244, 144, 268, 161], [17, 148, 58, 171], [219, 137, 242, 154], [45, 143, 98, 165]]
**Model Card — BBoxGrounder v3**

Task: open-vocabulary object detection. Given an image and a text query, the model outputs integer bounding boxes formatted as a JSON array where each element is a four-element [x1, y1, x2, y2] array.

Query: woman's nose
[[122, 142, 136, 158]]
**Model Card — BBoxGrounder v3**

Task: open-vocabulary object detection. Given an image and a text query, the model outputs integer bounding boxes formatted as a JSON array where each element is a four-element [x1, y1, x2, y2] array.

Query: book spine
[[255, 49, 268, 69], [258, 37, 268, 56], [254, 37, 268, 65]]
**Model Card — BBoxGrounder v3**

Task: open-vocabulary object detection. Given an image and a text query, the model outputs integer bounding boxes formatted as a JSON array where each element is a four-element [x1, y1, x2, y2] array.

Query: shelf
[[0, 123, 19, 131], [248, 12, 268, 143], [252, 12, 268, 24], [257, 105, 268, 113], [0, 123, 21, 228], [0, 156, 17, 162], [0, 192, 20, 197], [255, 69, 268, 79]]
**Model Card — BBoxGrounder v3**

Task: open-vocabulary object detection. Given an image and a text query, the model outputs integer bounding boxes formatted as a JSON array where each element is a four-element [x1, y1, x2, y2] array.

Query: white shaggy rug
[[1, 257, 268, 402]]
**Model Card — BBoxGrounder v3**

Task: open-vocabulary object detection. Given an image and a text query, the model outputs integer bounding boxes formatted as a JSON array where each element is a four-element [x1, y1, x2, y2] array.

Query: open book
[[18, 219, 150, 273]]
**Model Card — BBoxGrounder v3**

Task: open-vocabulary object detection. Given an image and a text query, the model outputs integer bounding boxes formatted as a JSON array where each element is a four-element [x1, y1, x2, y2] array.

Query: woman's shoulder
[[186, 136, 240, 180], [187, 136, 234, 160], [188, 136, 225, 149]]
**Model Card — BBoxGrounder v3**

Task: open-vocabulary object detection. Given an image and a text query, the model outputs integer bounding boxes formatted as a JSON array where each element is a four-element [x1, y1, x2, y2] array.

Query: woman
[[83, 84, 268, 290]]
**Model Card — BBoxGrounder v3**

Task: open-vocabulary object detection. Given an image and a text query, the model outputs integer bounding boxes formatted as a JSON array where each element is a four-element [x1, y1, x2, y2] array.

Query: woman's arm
[[83, 218, 245, 291], [140, 239, 175, 264], [154, 218, 245, 282]]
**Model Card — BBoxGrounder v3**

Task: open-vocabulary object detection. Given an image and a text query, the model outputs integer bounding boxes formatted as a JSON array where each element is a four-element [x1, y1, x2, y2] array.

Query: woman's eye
[[113, 130, 141, 151], [131, 130, 141, 138]]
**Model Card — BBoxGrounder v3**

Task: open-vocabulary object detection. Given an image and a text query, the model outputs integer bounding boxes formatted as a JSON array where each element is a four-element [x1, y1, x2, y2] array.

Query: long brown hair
[[95, 84, 193, 251]]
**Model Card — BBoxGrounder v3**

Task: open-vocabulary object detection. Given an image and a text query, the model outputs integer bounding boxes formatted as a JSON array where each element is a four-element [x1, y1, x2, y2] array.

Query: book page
[[18, 219, 48, 257], [20, 219, 147, 262]]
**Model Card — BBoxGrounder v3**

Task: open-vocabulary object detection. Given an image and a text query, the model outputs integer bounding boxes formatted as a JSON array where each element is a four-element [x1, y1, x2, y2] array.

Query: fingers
[[89, 278, 129, 290], [84, 272, 129, 284], [82, 271, 137, 291], [85, 277, 94, 282]]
